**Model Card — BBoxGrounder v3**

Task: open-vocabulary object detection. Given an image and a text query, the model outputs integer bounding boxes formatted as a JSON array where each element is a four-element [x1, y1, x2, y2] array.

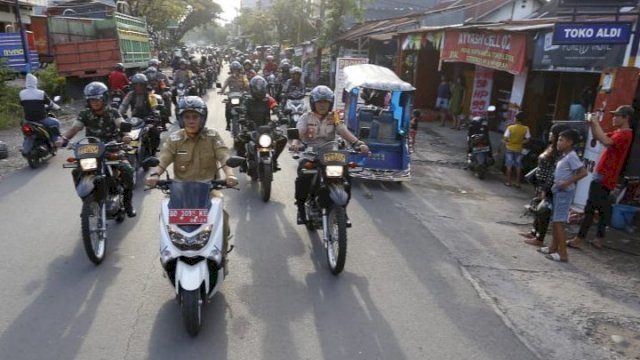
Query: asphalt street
[[0, 73, 538, 360]]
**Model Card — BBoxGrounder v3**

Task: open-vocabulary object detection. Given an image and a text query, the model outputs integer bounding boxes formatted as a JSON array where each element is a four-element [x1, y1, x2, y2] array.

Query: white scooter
[[144, 156, 243, 336]]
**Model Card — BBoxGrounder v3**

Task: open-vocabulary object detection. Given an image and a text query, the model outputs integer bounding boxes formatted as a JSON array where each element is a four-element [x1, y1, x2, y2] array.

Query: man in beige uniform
[[146, 96, 238, 256]]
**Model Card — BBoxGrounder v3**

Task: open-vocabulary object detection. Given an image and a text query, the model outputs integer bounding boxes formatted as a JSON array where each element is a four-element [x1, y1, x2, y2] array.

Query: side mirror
[[168, 76, 174, 80], [225, 156, 245, 168], [142, 156, 160, 168], [216, 82, 222, 89], [119, 122, 132, 132], [487, 105, 496, 112], [53, 95, 61, 102], [287, 128, 299, 140], [359, 127, 371, 139]]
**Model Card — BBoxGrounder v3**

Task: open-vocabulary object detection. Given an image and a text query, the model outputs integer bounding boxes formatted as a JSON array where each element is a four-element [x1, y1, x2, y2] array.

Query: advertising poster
[[532, 32, 626, 72], [469, 66, 494, 118], [333, 57, 369, 111]]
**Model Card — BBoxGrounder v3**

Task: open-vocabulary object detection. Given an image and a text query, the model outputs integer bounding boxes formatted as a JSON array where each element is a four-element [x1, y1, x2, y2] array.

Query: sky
[[216, 0, 240, 23]]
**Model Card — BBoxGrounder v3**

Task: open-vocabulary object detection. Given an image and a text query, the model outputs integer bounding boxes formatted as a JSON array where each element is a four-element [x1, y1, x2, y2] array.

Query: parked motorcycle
[[466, 107, 495, 179], [288, 133, 363, 275], [239, 120, 282, 202], [20, 95, 62, 169], [143, 156, 244, 336], [62, 127, 133, 265]]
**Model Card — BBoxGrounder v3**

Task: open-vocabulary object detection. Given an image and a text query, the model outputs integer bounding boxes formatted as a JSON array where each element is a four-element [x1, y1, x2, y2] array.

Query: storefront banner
[[533, 32, 626, 73], [294, 46, 304, 56], [441, 30, 527, 74], [469, 66, 494, 118], [333, 57, 369, 111], [553, 22, 633, 45]]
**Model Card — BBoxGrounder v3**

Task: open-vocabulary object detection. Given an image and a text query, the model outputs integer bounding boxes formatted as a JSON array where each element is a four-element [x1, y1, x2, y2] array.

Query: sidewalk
[[414, 119, 640, 254]]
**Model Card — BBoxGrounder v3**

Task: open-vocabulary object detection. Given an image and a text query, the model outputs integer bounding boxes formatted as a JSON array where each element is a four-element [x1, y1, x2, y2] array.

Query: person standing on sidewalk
[[449, 76, 466, 130], [567, 105, 634, 249], [436, 75, 452, 127], [503, 111, 531, 187], [539, 129, 587, 262]]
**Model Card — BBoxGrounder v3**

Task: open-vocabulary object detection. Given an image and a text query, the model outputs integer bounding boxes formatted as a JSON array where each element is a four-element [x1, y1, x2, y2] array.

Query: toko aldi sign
[[553, 22, 633, 45]]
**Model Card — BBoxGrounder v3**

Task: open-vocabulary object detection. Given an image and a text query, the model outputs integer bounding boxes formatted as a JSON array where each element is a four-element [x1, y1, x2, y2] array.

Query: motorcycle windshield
[[168, 181, 211, 211]]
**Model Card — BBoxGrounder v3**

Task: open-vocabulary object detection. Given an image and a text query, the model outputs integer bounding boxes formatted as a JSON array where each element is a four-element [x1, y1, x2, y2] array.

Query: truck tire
[[0, 141, 8, 159]]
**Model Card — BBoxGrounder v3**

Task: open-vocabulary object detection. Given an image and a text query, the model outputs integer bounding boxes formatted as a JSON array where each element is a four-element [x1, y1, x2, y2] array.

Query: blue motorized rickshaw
[[342, 64, 415, 181]]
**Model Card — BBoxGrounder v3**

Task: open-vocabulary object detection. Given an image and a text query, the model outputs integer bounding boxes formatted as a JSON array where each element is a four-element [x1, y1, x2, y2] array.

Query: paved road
[[0, 74, 537, 360]]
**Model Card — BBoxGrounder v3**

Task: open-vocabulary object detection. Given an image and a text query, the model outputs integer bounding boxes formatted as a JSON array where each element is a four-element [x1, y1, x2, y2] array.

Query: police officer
[[118, 73, 158, 119], [145, 96, 238, 258], [290, 85, 369, 225], [57, 82, 137, 217]]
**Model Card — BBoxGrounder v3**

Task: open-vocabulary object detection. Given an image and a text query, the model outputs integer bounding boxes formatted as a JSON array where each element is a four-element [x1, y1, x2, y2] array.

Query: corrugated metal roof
[[397, 19, 558, 35], [336, 15, 421, 42]]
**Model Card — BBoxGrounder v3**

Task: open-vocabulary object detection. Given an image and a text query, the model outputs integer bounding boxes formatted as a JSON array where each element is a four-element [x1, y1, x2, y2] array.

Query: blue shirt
[[552, 150, 583, 193]]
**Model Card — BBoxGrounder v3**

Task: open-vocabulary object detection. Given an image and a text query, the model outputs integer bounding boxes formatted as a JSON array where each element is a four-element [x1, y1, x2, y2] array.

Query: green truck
[[33, 12, 151, 78]]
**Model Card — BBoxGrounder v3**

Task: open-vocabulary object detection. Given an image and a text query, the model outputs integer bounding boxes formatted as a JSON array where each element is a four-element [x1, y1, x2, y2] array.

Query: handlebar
[[151, 178, 235, 191]]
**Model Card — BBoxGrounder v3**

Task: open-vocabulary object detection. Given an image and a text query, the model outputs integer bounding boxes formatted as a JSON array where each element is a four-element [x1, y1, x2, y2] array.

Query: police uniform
[[296, 111, 346, 147]]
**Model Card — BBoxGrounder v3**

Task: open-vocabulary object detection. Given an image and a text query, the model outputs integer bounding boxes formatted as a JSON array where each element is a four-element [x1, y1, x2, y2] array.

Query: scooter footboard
[[176, 260, 208, 293]]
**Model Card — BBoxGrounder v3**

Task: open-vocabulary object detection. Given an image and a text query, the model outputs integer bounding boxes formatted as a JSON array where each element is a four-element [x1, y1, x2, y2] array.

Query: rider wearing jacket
[[119, 73, 158, 119], [57, 82, 137, 217], [235, 76, 286, 171], [19, 73, 61, 142], [290, 85, 369, 225], [145, 96, 238, 259], [107, 63, 129, 92], [219, 61, 249, 131], [263, 55, 278, 76], [243, 59, 257, 80], [281, 66, 305, 109]]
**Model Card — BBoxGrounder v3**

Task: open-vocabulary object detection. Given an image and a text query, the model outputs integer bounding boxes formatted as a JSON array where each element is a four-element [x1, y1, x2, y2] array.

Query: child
[[538, 129, 587, 262], [409, 110, 420, 152]]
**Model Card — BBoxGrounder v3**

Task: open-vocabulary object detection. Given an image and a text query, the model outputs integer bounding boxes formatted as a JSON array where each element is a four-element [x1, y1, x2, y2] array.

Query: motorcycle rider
[[145, 96, 238, 262], [118, 73, 158, 119], [107, 63, 129, 92], [19, 73, 61, 143], [263, 55, 278, 76], [243, 59, 257, 80], [57, 82, 137, 217], [235, 76, 285, 171], [281, 66, 305, 104], [219, 61, 249, 131], [289, 85, 369, 225], [172, 59, 193, 104], [275, 60, 292, 103]]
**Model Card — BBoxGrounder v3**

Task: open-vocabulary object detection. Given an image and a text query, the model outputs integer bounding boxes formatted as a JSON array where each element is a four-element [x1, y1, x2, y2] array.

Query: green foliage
[[0, 84, 23, 130], [34, 63, 67, 99]]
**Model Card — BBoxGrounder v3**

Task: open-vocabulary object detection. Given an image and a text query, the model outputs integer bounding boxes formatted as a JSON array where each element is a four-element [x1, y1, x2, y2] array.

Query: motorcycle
[[288, 133, 363, 275], [110, 88, 127, 110], [173, 82, 189, 118], [206, 66, 216, 88], [62, 126, 133, 265], [143, 156, 244, 336], [467, 106, 495, 179], [282, 94, 307, 128], [126, 112, 164, 175], [239, 120, 282, 202], [266, 74, 278, 99], [20, 95, 61, 169], [222, 91, 244, 138]]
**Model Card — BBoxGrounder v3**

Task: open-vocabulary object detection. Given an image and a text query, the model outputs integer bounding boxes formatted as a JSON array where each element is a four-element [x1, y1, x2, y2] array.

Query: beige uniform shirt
[[296, 111, 347, 147], [158, 128, 229, 182]]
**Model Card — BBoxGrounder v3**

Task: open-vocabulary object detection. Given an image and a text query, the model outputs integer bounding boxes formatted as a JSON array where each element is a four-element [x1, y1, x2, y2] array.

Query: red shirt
[[266, 95, 278, 110], [263, 63, 278, 75], [108, 70, 129, 91], [595, 128, 633, 190]]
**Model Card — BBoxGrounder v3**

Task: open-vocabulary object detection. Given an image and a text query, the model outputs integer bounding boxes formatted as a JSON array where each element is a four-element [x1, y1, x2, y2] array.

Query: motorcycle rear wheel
[[27, 149, 41, 169], [181, 288, 203, 337], [81, 198, 106, 265], [326, 206, 347, 275]]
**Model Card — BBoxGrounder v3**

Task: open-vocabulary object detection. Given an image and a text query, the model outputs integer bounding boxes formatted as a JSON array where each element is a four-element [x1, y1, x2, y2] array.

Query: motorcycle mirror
[[225, 156, 245, 168], [168, 76, 173, 80], [141, 157, 160, 168], [487, 105, 496, 112], [119, 122, 133, 132], [359, 127, 371, 139], [53, 95, 61, 102], [287, 128, 299, 140], [216, 82, 222, 88]]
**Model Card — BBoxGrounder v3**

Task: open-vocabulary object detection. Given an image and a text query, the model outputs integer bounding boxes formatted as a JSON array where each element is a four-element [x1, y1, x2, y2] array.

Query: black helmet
[[249, 76, 267, 100], [131, 73, 148, 85], [115, 63, 124, 71], [84, 81, 109, 107], [309, 85, 334, 112], [177, 96, 208, 130], [230, 61, 242, 72]]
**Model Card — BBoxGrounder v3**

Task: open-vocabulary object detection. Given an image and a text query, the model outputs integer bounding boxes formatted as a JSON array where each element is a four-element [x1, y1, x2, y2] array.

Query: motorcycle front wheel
[[259, 164, 272, 202], [181, 288, 203, 337], [326, 206, 347, 275], [81, 197, 106, 265]]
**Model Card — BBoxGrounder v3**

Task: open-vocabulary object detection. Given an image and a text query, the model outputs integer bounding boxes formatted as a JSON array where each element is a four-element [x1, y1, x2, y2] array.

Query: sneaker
[[125, 206, 137, 217]]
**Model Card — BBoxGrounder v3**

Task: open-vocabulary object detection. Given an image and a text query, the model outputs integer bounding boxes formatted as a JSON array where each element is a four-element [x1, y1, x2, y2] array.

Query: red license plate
[[168, 209, 209, 224]]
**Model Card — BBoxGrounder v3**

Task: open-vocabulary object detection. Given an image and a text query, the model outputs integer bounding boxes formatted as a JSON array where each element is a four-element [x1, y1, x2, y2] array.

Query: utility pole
[[13, 0, 32, 73]]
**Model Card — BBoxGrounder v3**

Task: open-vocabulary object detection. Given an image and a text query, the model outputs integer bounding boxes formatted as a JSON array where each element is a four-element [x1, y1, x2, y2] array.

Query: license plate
[[323, 152, 345, 162], [168, 209, 209, 224], [472, 146, 490, 153], [77, 144, 99, 155]]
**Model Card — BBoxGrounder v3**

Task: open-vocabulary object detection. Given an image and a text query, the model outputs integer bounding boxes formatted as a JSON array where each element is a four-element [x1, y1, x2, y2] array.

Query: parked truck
[[32, 12, 150, 78]]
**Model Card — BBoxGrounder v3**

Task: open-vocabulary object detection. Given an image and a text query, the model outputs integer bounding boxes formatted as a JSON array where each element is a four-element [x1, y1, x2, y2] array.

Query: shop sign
[[532, 32, 625, 73], [553, 22, 632, 45], [469, 66, 494, 118], [333, 57, 369, 111], [441, 30, 527, 74]]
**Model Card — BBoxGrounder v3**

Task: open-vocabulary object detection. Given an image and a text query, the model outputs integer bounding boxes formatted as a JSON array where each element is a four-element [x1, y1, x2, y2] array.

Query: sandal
[[566, 239, 583, 250], [537, 246, 551, 254], [545, 253, 568, 262], [519, 232, 536, 239]]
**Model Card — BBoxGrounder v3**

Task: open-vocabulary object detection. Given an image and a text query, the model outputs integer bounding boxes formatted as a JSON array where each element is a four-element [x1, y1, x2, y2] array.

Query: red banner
[[441, 31, 527, 74]]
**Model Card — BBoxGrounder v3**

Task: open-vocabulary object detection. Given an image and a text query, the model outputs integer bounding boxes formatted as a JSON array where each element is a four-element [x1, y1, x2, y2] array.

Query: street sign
[[559, 0, 637, 7], [553, 22, 633, 45]]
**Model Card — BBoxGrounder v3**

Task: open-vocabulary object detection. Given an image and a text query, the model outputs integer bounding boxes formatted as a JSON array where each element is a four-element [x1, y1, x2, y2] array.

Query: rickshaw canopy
[[343, 64, 415, 93]]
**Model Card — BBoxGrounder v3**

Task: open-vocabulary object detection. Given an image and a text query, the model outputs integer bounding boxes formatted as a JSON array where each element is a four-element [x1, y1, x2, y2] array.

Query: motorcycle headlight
[[258, 134, 272, 148], [166, 225, 212, 250], [231, 98, 241, 105], [79, 158, 98, 171], [325, 165, 344, 178]]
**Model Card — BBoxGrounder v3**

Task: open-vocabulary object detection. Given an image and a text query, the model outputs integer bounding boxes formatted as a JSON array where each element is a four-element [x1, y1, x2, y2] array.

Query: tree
[[318, 0, 366, 47], [236, 7, 276, 46]]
